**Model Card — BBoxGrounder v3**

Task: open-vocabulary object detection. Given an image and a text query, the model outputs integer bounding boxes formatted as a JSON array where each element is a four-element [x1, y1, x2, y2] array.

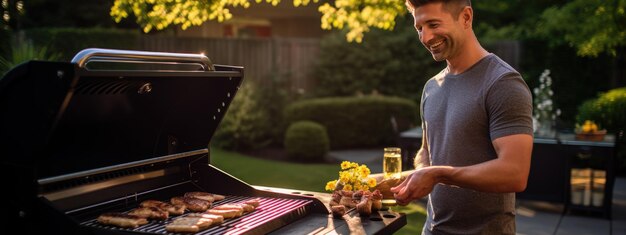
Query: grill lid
[[0, 48, 244, 179]]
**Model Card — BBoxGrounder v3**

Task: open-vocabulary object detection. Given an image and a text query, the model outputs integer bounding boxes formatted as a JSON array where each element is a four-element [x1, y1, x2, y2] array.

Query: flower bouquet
[[325, 161, 382, 217]]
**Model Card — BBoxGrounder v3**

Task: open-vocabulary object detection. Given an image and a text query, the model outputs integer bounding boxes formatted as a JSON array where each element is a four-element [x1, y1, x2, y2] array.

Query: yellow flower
[[325, 180, 337, 191], [358, 165, 370, 177], [367, 177, 377, 187], [341, 161, 351, 170], [325, 161, 375, 192], [339, 171, 351, 183]]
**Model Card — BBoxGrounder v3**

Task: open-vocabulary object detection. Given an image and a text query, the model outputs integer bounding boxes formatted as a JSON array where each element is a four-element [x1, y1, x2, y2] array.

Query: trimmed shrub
[[212, 80, 273, 150], [284, 95, 418, 149], [576, 87, 626, 132], [284, 121, 329, 161]]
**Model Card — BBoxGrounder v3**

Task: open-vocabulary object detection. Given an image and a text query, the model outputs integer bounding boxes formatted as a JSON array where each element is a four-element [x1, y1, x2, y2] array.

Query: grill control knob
[[138, 83, 153, 94]]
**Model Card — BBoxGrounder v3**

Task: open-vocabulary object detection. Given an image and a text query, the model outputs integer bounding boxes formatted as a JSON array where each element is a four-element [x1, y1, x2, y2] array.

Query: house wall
[[270, 18, 326, 38], [173, 1, 326, 39]]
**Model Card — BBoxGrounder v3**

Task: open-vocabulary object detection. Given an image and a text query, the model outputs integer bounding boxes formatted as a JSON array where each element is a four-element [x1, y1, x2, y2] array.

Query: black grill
[[80, 196, 313, 235], [0, 48, 406, 234]]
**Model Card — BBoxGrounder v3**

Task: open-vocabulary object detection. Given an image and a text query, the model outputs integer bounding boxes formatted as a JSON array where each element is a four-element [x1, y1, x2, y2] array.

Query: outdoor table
[[398, 127, 617, 219]]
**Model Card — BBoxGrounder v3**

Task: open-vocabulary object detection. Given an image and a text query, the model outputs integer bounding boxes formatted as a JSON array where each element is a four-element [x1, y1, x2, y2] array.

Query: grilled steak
[[140, 200, 186, 215], [165, 217, 213, 233], [184, 192, 225, 202], [171, 196, 212, 212], [242, 198, 260, 208], [128, 206, 169, 220], [97, 212, 148, 228], [205, 209, 241, 219], [185, 213, 224, 225]]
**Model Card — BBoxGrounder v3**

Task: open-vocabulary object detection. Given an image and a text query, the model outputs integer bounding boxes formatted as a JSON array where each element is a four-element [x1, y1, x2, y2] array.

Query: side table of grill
[[254, 186, 407, 234]]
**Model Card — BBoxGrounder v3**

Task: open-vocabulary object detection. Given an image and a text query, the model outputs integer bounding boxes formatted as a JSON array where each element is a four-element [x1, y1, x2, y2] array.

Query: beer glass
[[383, 147, 402, 179]]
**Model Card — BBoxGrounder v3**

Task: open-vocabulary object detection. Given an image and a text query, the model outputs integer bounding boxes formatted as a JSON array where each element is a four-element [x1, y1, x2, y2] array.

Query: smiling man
[[390, 0, 534, 234]]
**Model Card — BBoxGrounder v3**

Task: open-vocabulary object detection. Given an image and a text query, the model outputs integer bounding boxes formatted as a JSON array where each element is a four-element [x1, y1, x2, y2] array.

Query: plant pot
[[575, 130, 607, 141]]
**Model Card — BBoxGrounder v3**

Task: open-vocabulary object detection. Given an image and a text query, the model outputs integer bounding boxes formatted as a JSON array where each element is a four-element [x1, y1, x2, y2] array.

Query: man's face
[[411, 2, 465, 61]]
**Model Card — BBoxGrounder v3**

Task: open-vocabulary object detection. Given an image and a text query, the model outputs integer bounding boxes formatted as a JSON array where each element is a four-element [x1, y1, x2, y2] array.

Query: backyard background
[[1, 0, 625, 234]]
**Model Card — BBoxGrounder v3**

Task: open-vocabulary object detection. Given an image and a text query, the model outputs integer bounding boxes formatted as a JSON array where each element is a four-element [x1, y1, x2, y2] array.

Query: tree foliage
[[110, 0, 405, 42], [312, 17, 441, 102], [535, 0, 626, 57]]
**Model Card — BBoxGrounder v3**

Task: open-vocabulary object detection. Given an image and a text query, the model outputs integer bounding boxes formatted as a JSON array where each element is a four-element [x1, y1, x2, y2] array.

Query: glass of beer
[[383, 147, 402, 180]]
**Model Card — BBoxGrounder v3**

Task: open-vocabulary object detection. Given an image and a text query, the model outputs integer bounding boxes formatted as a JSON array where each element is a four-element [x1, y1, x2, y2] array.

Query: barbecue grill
[[0, 48, 406, 234]]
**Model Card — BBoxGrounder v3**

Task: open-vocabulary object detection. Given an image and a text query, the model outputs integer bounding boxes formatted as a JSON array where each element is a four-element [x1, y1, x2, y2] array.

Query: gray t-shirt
[[420, 54, 533, 235]]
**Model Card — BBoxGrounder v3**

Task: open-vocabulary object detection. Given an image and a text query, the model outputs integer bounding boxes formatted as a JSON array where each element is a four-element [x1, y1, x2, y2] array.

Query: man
[[389, 0, 534, 234]]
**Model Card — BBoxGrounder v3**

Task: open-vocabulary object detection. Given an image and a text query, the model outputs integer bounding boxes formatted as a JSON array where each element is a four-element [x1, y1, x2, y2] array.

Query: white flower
[[533, 69, 558, 131]]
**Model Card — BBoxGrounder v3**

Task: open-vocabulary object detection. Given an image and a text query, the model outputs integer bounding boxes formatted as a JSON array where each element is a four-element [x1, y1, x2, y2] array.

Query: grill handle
[[71, 48, 215, 71]]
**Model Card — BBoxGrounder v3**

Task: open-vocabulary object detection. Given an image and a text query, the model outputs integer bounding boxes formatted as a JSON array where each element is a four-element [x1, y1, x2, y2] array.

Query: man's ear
[[461, 6, 473, 29]]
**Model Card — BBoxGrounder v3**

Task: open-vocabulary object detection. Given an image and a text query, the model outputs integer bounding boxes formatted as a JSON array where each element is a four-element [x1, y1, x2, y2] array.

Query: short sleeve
[[486, 73, 534, 140]]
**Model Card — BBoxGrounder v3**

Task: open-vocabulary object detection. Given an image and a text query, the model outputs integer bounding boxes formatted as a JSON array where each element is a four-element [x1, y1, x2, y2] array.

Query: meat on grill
[[165, 217, 213, 233], [97, 212, 149, 228], [185, 213, 224, 225], [171, 196, 212, 212], [242, 198, 260, 208], [140, 200, 186, 215], [212, 204, 245, 214], [184, 192, 225, 202], [205, 209, 241, 219], [128, 206, 169, 220]]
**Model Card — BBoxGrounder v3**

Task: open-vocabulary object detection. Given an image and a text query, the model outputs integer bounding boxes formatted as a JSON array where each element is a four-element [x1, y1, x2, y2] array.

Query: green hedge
[[24, 27, 140, 61], [284, 95, 418, 149], [212, 80, 273, 150], [284, 121, 330, 161], [576, 87, 626, 132]]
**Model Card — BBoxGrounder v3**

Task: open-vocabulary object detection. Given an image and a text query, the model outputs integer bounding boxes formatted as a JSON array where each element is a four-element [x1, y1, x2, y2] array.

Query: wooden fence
[[139, 36, 320, 92], [138, 36, 520, 93]]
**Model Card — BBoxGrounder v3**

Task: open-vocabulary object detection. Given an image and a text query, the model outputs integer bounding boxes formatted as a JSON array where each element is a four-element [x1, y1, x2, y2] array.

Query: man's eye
[[429, 23, 439, 28]]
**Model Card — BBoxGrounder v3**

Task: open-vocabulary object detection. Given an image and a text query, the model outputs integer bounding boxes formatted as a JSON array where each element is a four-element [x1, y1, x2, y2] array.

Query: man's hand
[[373, 177, 404, 199], [390, 167, 441, 206]]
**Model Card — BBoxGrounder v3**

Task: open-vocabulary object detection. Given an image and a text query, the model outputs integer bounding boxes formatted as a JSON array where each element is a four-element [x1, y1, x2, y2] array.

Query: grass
[[210, 148, 427, 233], [210, 148, 338, 192]]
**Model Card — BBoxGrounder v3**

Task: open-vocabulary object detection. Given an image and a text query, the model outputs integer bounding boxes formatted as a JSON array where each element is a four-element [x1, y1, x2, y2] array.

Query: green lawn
[[209, 148, 426, 234]]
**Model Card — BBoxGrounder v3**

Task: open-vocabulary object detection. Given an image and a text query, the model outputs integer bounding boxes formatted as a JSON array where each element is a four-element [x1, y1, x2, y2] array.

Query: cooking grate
[[80, 196, 313, 235]]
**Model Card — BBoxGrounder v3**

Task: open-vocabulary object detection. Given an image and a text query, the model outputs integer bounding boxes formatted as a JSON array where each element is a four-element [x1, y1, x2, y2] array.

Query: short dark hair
[[406, 0, 471, 17]]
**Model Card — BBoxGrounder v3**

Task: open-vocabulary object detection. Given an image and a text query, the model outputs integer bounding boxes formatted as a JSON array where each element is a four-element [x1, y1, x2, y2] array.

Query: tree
[[534, 0, 626, 88], [535, 0, 626, 57], [110, 0, 405, 42]]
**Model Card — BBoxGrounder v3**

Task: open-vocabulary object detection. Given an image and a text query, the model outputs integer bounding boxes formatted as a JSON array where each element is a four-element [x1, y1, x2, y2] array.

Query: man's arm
[[413, 126, 430, 169], [391, 133, 533, 205]]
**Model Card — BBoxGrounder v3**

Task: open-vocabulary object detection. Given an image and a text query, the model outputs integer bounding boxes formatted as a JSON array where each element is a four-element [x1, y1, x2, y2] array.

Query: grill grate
[[80, 196, 313, 235]]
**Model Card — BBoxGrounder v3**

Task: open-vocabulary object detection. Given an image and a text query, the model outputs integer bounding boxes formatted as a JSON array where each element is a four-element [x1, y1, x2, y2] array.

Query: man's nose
[[420, 28, 434, 46]]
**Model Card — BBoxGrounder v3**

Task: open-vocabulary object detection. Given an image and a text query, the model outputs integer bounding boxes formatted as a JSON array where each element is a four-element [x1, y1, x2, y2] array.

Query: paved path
[[329, 149, 626, 235]]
